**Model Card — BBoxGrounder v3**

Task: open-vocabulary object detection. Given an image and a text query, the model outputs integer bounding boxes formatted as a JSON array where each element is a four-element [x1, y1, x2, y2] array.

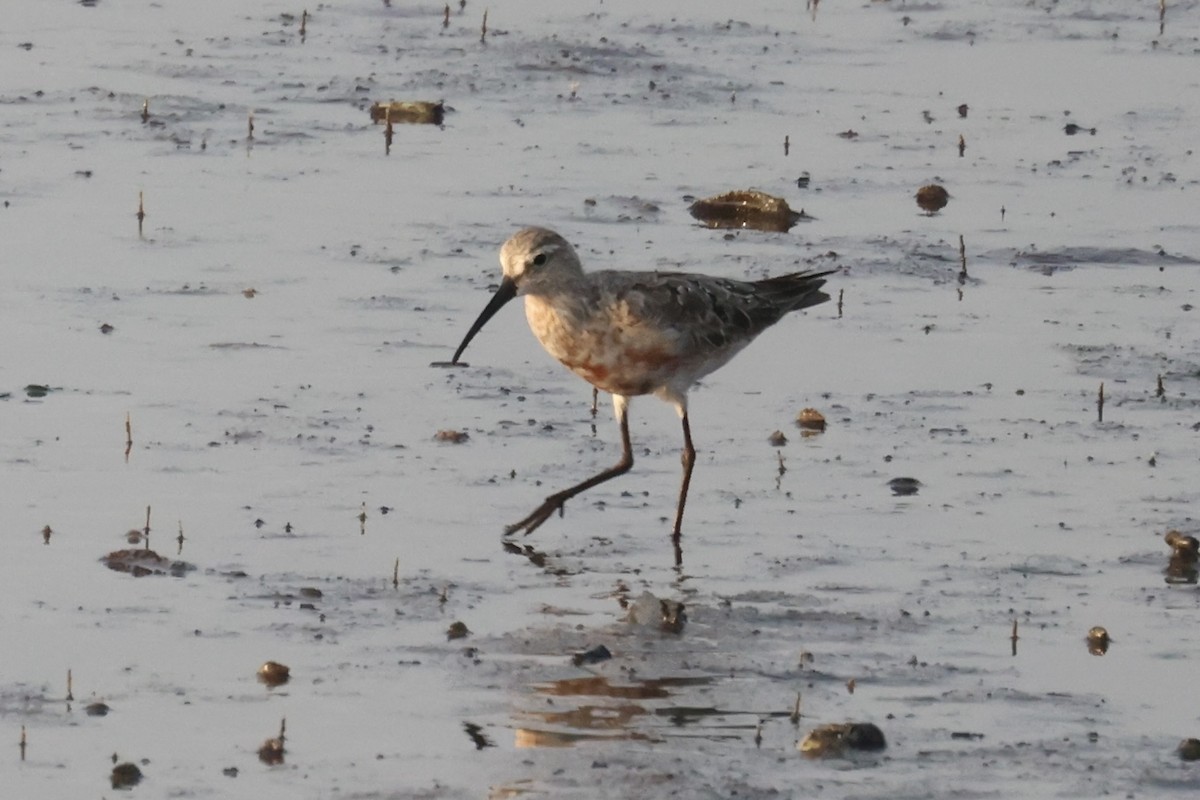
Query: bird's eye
[[532, 253, 547, 266]]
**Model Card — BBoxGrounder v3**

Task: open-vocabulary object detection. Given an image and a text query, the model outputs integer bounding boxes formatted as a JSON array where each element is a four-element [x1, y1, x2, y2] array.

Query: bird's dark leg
[[506, 396, 634, 536], [590, 387, 599, 417], [671, 412, 696, 544]]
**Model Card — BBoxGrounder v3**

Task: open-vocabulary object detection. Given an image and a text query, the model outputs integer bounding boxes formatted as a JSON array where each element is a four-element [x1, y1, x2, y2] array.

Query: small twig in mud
[[836, 288, 843, 319], [957, 134, 965, 157], [1156, 374, 1165, 398], [1097, 382, 1105, 423], [790, 692, 802, 725], [248, 112, 255, 141], [67, 669, 74, 702], [480, 9, 487, 43], [136, 191, 146, 237], [754, 721, 763, 748], [359, 502, 367, 535], [392, 558, 399, 589], [783, 135, 789, 156], [141, 98, 149, 123], [300, 9, 308, 40], [1010, 619, 1019, 657], [124, 412, 132, 462]]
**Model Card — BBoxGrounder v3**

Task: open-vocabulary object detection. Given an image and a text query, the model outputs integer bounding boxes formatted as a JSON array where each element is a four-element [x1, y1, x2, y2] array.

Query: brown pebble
[[1086, 626, 1110, 655], [796, 407, 826, 432], [257, 661, 291, 687], [111, 762, 143, 789], [1178, 738, 1200, 761], [916, 184, 950, 215], [258, 737, 285, 765], [1165, 529, 1199, 561]]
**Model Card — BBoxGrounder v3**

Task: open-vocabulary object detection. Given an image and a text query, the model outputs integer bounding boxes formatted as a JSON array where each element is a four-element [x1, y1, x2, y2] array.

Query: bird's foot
[[504, 496, 566, 536]]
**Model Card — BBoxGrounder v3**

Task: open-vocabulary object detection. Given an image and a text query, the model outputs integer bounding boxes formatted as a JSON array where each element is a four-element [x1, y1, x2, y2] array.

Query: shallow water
[[3, 0, 1200, 796]]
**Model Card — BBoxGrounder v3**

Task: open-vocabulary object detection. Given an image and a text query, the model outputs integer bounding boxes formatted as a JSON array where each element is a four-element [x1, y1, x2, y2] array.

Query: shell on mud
[[688, 190, 810, 232], [101, 548, 194, 577], [257, 661, 291, 687], [1086, 626, 1111, 656], [796, 407, 827, 433], [110, 762, 143, 789], [369, 100, 444, 125], [915, 184, 950, 214], [258, 737, 286, 766], [1178, 738, 1200, 761]]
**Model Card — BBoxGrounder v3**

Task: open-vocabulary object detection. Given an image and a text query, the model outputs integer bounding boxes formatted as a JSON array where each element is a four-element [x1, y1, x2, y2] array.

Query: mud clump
[[257, 661, 291, 687], [915, 184, 949, 215], [101, 549, 194, 577], [111, 762, 143, 789], [799, 722, 887, 758]]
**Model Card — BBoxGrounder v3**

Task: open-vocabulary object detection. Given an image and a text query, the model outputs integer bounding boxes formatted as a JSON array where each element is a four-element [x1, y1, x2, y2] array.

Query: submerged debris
[[369, 100, 444, 125], [798, 722, 887, 758], [435, 429, 469, 444], [688, 190, 811, 232]]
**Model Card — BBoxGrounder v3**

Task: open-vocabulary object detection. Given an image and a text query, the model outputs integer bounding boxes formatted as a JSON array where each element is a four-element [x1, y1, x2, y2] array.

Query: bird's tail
[[754, 269, 835, 312]]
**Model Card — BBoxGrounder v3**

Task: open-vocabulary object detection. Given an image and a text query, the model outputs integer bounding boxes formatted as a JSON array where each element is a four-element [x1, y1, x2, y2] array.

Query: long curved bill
[[451, 276, 518, 364]]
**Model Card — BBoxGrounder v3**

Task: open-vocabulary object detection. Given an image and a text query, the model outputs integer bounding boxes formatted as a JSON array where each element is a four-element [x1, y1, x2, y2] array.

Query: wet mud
[[3, 0, 1200, 797]]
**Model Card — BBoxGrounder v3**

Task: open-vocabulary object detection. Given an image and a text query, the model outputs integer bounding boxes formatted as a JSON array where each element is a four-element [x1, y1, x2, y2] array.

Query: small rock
[[257, 661, 290, 687], [110, 762, 143, 789], [916, 184, 949, 215]]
